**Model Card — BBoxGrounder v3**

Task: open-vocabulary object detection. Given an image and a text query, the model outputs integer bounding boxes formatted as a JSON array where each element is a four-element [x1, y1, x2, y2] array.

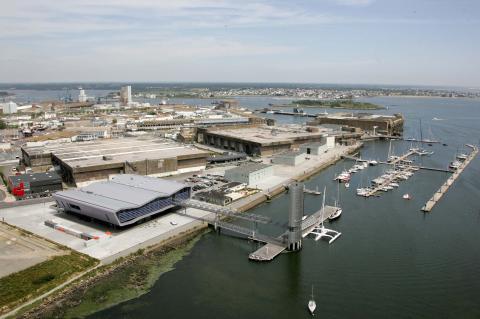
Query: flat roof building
[[53, 174, 190, 227], [299, 136, 335, 155], [198, 125, 329, 156], [8, 172, 63, 198], [272, 150, 306, 166], [308, 112, 404, 136], [21, 138, 209, 187], [224, 163, 273, 186]]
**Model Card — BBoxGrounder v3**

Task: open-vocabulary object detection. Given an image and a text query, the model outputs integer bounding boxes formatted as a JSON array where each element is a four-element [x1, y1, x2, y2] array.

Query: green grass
[[0, 252, 97, 314], [43, 232, 204, 319], [291, 99, 384, 109]]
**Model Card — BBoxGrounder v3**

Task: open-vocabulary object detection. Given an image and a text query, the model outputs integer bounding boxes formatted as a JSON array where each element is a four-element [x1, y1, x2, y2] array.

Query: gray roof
[[9, 172, 62, 186], [226, 163, 271, 175], [275, 150, 305, 158], [53, 174, 188, 212]]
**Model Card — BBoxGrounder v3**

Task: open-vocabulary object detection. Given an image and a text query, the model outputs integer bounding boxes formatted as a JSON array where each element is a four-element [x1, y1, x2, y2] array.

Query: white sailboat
[[329, 182, 342, 220], [308, 285, 316, 315]]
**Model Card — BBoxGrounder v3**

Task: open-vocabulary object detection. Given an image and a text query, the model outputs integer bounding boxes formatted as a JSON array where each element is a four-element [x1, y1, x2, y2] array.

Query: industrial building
[[197, 125, 329, 156], [120, 85, 132, 105], [7, 172, 63, 199], [308, 112, 404, 136], [53, 174, 191, 227], [1, 101, 18, 114], [21, 138, 209, 186], [224, 163, 273, 186], [299, 137, 335, 155], [78, 89, 87, 102], [272, 150, 306, 166], [193, 190, 232, 206]]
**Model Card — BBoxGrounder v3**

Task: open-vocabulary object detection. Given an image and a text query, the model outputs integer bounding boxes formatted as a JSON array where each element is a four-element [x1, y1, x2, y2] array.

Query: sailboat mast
[[419, 119, 423, 143], [321, 187, 326, 227]]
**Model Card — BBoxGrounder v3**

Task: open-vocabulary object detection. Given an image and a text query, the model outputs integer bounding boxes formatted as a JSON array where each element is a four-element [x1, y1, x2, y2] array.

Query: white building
[[272, 150, 306, 166], [2, 101, 17, 114], [78, 89, 87, 102], [299, 136, 336, 155], [120, 85, 132, 105], [224, 163, 273, 186]]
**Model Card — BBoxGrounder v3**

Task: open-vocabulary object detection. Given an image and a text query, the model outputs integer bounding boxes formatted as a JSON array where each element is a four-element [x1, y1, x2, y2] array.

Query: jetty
[[248, 205, 338, 261], [421, 145, 478, 212]]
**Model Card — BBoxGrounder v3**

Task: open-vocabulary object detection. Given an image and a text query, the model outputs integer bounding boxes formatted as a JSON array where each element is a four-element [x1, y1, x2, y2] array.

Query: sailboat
[[308, 285, 316, 315], [415, 119, 434, 155], [329, 183, 342, 220]]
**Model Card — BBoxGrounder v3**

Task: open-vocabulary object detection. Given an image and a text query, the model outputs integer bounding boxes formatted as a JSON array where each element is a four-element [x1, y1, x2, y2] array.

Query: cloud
[[0, 0, 349, 39], [333, 0, 375, 6]]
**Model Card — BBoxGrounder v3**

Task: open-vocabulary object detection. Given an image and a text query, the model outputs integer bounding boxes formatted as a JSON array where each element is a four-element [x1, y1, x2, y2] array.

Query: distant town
[[133, 86, 480, 99]]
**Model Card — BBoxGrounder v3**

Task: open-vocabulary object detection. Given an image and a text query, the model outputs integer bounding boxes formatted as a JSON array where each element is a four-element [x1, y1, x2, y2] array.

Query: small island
[[291, 99, 384, 110]]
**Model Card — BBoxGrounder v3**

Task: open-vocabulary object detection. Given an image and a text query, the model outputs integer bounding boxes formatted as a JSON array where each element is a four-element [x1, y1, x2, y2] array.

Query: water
[[77, 96, 480, 318]]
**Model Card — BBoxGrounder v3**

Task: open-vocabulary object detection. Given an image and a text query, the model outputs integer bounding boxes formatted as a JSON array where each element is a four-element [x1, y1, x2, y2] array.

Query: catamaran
[[311, 187, 342, 243]]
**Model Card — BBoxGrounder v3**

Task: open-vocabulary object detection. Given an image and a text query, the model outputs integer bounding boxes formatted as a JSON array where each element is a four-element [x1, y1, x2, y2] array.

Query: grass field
[[0, 252, 97, 315]]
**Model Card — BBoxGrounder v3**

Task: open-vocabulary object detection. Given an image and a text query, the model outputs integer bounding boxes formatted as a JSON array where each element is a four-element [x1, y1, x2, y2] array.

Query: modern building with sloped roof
[[53, 174, 191, 227]]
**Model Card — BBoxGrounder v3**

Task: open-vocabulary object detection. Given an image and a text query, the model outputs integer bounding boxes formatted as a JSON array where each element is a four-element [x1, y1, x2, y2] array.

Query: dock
[[422, 145, 478, 212], [248, 205, 338, 261], [362, 169, 413, 197], [260, 110, 316, 117]]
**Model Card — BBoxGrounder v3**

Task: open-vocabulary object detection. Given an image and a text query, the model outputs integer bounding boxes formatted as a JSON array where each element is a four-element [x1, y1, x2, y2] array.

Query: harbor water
[[82, 96, 480, 318]]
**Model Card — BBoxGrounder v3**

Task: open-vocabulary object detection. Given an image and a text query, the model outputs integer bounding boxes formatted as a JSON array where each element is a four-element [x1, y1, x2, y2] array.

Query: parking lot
[[0, 223, 66, 278]]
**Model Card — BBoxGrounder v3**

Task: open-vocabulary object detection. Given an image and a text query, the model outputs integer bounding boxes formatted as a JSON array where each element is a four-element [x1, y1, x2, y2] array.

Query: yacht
[[334, 171, 351, 183], [403, 193, 411, 200], [456, 153, 468, 161], [390, 182, 399, 187], [449, 160, 462, 170], [356, 188, 369, 196], [369, 160, 378, 166]]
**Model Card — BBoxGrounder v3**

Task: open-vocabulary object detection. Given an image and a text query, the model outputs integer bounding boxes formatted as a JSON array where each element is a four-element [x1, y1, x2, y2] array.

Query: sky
[[0, 0, 479, 87]]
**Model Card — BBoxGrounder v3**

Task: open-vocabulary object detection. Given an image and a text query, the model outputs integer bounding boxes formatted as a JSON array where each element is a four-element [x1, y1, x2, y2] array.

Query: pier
[[249, 205, 338, 261], [421, 145, 478, 212], [260, 110, 316, 117]]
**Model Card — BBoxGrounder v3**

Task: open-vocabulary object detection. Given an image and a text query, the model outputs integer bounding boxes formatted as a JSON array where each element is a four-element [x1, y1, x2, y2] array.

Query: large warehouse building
[[21, 138, 209, 187], [197, 125, 329, 156], [53, 174, 191, 227], [308, 112, 404, 136]]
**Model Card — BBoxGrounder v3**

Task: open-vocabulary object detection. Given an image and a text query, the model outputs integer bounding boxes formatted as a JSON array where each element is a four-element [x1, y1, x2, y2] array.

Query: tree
[[0, 119, 6, 129]]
